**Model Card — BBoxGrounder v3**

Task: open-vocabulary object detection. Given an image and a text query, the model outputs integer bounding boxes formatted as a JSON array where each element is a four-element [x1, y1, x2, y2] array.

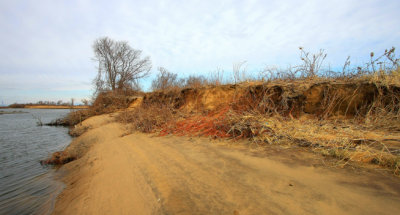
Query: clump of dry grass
[[46, 109, 91, 126], [68, 125, 90, 137], [249, 114, 400, 175], [361, 86, 400, 131], [117, 101, 178, 133], [41, 151, 76, 165], [91, 91, 138, 114]]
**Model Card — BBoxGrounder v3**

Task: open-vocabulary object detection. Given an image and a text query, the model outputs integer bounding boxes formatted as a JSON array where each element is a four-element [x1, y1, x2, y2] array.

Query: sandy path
[[53, 120, 400, 215]]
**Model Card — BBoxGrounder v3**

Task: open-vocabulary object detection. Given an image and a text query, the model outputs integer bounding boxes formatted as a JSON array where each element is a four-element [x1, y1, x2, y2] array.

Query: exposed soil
[[52, 115, 400, 215], [143, 81, 400, 117]]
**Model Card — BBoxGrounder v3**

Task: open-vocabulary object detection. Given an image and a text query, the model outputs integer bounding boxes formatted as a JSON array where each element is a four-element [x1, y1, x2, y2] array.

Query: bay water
[[0, 109, 72, 215]]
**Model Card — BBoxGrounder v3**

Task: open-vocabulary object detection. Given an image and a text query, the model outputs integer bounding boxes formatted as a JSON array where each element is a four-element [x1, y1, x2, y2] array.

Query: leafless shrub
[[297, 47, 327, 78], [209, 67, 225, 85], [261, 47, 328, 81], [151, 67, 180, 91], [233, 61, 248, 84], [262, 65, 299, 81], [384, 47, 400, 71], [117, 102, 177, 133], [46, 109, 92, 127], [81, 99, 89, 106], [32, 114, 43, 126], [90, 91, 137, 114], [183, 75, 208, 88], [352, 47, 399, 79]]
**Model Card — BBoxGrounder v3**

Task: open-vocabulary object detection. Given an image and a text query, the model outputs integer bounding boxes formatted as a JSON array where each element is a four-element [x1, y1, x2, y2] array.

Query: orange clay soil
[[52, 114, 400, 215], [25, 105, 89, 109]]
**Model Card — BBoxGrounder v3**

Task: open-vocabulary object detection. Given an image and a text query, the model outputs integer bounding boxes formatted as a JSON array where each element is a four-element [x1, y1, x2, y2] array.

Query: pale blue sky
[[0, 0, 399, 104]]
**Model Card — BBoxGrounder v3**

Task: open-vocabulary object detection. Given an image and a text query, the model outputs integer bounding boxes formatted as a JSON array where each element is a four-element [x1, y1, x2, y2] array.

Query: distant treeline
[[7, 99, 89, 108], [7, 103, 26, 108]]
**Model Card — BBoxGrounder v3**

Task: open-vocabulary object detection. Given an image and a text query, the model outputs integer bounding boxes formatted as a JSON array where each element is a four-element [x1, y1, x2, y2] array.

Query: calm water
[[0, 109, 72, 215]]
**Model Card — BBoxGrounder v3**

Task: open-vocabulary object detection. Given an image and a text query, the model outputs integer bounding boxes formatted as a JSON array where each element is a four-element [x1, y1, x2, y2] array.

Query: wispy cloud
[[0, 0, 399, 103]]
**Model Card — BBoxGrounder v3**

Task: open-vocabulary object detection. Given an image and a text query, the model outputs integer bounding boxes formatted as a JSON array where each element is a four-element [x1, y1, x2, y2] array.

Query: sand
[[52, 114, 400, 215]]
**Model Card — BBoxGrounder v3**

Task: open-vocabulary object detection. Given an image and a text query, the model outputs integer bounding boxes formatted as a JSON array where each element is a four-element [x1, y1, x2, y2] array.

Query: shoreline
[[0, 105, 89, 109], [50, 113, 400, 215], [25, 105, 89, 109]]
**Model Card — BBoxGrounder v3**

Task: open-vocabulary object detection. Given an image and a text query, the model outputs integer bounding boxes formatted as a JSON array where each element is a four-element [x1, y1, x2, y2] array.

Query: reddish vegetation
[[160, 107, 231, 138]]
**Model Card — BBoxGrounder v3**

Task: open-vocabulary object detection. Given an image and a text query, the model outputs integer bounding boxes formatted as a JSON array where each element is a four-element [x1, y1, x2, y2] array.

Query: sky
[[0, 0, 399, 105]]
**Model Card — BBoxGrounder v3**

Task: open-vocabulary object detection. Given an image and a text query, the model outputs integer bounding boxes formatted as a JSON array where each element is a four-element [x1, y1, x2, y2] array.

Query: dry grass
[[110, 47, 400, 174], [46, 109, 91, 126], [91, 91, 138, 114], [117, 79, 400, 175], [254, 115, 400, 174], [117, 101, 178, 133]]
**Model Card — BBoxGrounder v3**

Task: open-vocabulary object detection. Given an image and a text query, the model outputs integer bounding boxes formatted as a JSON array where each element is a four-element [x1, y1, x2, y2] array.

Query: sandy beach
[[51, 114, 400, 215]]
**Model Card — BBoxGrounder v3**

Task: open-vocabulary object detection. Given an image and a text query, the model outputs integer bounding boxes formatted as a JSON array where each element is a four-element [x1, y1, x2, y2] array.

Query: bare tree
[[93, 37, 152, 92], [81, 99, 89, 106], [151, 67, 179, 91]]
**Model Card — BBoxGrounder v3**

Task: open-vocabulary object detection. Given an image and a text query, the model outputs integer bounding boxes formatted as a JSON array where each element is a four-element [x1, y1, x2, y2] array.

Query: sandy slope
[[53, 116, 400, 215]]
